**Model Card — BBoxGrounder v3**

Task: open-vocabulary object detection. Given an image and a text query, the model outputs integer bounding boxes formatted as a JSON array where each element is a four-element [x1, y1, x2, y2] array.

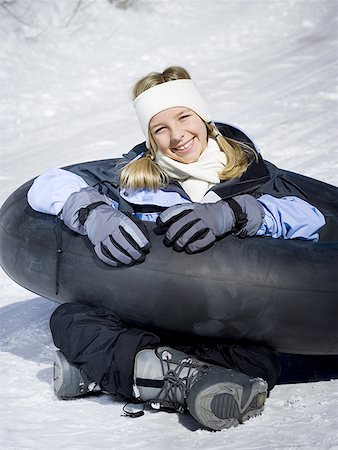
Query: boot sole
[[189, 378, 267, 431]]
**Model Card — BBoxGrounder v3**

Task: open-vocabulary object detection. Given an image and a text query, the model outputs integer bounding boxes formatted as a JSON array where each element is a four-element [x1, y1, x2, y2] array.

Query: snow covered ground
[[0, 0, 337, 448]]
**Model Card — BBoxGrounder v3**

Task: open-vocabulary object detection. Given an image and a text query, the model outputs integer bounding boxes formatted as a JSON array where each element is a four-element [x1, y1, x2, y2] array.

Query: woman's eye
[[153, 127, 165, 134], [179, 114, 191, 123]]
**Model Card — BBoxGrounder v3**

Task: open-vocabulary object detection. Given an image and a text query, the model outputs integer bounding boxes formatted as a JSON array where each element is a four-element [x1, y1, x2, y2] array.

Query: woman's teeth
[[176, 138, 193, 151]]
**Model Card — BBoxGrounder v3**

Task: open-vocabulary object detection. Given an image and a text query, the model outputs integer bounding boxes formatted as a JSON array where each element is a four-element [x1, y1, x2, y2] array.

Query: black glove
[[156, 194, 265, 254], [62, 187, 150, 266]]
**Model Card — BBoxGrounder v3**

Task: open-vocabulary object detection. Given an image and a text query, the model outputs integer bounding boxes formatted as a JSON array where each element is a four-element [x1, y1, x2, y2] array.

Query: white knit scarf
[[155, 139, 227, 202]]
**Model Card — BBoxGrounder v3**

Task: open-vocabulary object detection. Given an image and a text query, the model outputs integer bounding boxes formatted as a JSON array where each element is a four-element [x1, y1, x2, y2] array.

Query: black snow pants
[[50, 302, 281, 400]]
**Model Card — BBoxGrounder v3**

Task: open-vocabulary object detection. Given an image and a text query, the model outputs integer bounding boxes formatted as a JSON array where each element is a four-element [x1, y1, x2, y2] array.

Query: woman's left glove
[[62, 187, 151, 266], [156, 194, 265, 254]]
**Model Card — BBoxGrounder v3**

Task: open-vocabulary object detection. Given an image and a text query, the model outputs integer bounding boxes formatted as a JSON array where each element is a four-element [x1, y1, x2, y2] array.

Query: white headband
[[133, 79, 212, 148]]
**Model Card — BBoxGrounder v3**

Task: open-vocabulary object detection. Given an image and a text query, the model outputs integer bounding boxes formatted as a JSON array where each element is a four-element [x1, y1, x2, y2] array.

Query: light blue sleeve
[[256, 194, 326, 241], [27, 168, 89, 215]]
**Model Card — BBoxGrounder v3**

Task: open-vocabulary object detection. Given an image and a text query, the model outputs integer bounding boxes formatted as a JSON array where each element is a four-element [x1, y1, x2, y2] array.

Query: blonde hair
[[120, 66, 255, 191]]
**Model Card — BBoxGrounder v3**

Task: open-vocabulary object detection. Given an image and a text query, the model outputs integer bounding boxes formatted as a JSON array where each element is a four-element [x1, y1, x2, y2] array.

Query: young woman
[[27, 66, 325, 431]]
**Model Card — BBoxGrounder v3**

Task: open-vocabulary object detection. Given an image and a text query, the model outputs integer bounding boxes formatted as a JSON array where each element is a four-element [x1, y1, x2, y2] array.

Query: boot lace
[[154, 350, 208, 413]]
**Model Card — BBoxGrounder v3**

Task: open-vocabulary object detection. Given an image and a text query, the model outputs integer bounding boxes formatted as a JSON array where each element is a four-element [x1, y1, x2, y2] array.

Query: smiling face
[[149, 107, 208, 164]]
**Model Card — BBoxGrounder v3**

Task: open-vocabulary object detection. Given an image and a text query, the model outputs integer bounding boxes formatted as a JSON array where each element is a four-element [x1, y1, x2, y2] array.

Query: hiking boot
[[133, 346, 267, 431], [53, 350, 101, 399]]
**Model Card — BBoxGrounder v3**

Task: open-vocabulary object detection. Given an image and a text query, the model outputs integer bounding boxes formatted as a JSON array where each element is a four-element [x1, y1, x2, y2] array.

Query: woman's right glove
[[62, 187, 151, 266]]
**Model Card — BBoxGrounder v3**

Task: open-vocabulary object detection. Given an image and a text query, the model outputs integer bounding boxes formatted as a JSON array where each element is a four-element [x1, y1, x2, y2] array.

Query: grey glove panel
[[62, 186, 150, 266], [157, 201, 236, 254], [162, 211, 198, 244], [157, 195, 264, 254], [172, 219, 205, 249], [94, 235, 143, 266], [85, 207, 150, 250], [180, 229, 216, 254], [118, 216, 151, 249], [158, 201, 235, 243], [85, 207, 126, 244], [62, 187, 111, 235], [157, 203, 194, 226], [217, 202, 236, 235], [172, 219, 214, 251], [103, 229, 146, 262], [233, 194, 265, 236], [94, 243, 120, 267]]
